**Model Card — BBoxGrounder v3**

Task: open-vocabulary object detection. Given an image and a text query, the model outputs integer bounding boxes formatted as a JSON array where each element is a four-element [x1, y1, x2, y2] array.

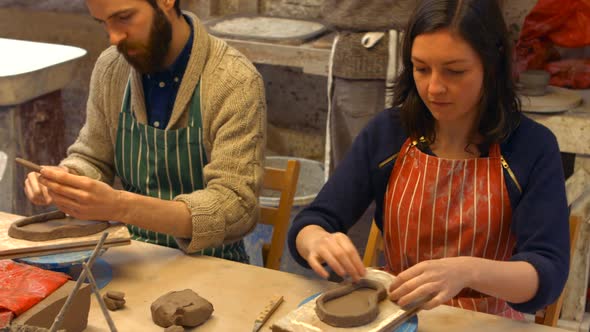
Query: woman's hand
[[24, 166, 69, 206], [296, 225, 366, 282], [388, 257, 475, 310]]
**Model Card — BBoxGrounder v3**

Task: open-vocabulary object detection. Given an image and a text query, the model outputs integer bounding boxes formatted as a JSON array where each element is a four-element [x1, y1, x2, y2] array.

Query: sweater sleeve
[[506, 125, 570, 313], [173, 60, 266, 253], [287, 118, 378, 268], [59, 49, 119, 184]]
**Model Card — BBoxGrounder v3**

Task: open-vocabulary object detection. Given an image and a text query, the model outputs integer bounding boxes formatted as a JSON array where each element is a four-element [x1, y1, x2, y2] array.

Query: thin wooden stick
[[49, 232, 108, 332], [15, 157, 42, 172], [82, 263, 118, 332]]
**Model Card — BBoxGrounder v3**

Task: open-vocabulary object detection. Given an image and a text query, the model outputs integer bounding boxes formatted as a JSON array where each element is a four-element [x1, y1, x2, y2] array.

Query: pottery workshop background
[[0, 0, 541, 163], [1, 0, 584, 262]]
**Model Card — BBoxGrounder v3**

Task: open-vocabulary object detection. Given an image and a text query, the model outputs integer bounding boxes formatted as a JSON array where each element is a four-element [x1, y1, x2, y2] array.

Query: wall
[[0, 0, 541, 162], [0, 7, 107, 148], [261, 0, 322, 18]]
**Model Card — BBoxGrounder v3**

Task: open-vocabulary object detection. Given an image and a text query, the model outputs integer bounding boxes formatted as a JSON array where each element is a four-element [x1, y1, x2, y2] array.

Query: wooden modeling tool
[[253, 295, 284, 332], [15, 157, 42, 172]]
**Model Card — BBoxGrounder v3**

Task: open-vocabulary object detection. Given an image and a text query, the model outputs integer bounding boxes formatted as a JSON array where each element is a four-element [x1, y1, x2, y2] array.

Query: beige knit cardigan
[[60, 12, 267, 253]]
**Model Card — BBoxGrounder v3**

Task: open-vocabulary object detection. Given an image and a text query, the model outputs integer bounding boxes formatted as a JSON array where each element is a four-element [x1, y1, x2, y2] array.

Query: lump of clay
[[315, 278, 387, 328], [164, 325, 185, 332], [106, 291, 125, 301], [151, 289, 213, 328], [8, 210, 109, 241], [103, 291, 126, 311]]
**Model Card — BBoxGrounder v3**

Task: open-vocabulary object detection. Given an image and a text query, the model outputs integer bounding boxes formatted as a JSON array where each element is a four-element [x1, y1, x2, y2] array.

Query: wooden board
[[0, 211, 130, 260], [205, 15, 327, 46], [272, 269, 416, 332], [310, 32, 337, 49]]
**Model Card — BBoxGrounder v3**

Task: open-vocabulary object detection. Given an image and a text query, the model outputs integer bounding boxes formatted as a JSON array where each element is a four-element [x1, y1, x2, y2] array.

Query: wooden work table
[[0, 212, 568, 331]]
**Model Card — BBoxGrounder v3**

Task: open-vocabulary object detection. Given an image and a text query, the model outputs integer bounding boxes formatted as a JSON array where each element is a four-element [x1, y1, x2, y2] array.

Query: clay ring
[[315, 278, 387, 327]]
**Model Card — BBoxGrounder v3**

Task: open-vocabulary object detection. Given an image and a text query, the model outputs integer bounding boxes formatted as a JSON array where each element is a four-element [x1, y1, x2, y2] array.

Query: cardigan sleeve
[[173, 58, 266, 253], [506, 124, 570, 313]]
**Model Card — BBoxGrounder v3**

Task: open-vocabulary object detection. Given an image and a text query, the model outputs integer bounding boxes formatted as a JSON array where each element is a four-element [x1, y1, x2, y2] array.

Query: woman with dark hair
[[287, 0, 569, 318]]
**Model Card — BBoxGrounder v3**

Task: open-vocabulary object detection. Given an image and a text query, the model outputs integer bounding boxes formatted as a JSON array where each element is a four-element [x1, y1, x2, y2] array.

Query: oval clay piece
[[8, 210, 109, 241], [315, 278, 387, 328]]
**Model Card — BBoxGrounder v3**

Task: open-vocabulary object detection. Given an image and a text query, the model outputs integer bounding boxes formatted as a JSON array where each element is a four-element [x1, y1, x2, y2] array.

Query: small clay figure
[[164, 325, 185, 332], [150, 289, 213, 328], [103, 291, 126, 311], [315, 278, 387, 328], [106, 291, 125, 301]]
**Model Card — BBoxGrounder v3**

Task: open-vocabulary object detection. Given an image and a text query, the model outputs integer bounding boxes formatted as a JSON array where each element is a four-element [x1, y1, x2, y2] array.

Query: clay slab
[[0, 213, 131, 260], [315, 279, 387, 327], [9, 210, 109, 242]]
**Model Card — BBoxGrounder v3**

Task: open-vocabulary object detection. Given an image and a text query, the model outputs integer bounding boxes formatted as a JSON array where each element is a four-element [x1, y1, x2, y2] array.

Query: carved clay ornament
[[8, 210, 109, 242], [315, 278, 387, 328]]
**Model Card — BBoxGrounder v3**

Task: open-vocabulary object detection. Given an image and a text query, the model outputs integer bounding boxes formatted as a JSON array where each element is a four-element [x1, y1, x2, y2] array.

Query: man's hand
[[38, 167, 122, 221], [24, 166, 69, 206]]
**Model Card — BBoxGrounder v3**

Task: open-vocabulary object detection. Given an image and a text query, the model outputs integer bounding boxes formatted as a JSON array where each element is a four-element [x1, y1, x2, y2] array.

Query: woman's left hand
[[388, 257, 475, 310]]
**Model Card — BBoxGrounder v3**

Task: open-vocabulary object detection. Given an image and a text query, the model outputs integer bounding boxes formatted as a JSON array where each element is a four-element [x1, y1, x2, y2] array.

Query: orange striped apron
[[383, 138, 524, 319]]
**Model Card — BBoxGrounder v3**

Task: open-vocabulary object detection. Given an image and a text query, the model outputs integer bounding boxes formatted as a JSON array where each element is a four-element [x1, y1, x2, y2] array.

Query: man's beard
[[117, 7, 172, 73]]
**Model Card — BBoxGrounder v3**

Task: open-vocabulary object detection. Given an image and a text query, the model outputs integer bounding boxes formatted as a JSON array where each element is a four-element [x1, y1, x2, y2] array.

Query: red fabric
[[382, 140, 523, 319], [546, 59, 590, 89], [515, 0, 590, 88], [518, 0, 590, 48], [0, 311, 14, 328], [0, 260, 70, 327]]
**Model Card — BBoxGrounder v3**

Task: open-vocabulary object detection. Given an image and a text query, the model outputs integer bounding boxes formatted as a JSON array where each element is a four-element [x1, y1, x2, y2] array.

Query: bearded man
[[22, 0, 266, 262]]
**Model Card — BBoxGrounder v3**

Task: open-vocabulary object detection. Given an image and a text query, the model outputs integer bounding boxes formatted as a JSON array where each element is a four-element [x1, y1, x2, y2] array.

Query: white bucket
[[260, 156, 324, 209]]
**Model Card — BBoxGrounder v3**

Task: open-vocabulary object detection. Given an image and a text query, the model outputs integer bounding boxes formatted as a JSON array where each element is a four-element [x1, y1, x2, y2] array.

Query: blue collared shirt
[[142, 16, 193, 129]]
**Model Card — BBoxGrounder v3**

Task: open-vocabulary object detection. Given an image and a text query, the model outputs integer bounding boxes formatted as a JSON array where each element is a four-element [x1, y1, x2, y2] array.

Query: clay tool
[[252, 295, 284, 332], [385, 294, 434, 331], [15, 157, 42, 172]]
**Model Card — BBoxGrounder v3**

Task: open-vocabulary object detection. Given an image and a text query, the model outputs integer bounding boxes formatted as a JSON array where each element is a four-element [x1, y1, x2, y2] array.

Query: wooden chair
[[536, 169, 590, 326], [259, 159, 300, 270], [535, 215, 581, 326], [363, 219, 383, 268]]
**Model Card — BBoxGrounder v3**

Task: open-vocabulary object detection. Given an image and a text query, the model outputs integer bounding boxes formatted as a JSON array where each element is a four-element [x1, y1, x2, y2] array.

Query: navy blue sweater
[[288, 108, 570, 313]]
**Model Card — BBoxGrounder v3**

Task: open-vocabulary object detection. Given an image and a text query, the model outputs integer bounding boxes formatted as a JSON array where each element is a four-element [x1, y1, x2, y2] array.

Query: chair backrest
[[363, 220, 383, 267], [536, 168, 590, 326], [535, 214, 581, 326], [259, 159, 300, 270]]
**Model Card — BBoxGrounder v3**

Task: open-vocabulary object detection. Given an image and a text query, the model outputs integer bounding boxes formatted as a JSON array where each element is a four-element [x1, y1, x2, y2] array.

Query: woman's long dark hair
[[393, 0, 520, 144]]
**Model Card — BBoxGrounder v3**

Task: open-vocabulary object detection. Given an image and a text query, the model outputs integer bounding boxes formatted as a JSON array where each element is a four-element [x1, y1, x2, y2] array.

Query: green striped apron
[[114, 79, 249, 263]]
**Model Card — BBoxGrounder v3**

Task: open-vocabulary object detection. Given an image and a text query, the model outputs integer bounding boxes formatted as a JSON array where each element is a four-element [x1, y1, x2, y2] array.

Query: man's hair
[[146, 0, 181, 16], [392, 0, 520, 145]]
